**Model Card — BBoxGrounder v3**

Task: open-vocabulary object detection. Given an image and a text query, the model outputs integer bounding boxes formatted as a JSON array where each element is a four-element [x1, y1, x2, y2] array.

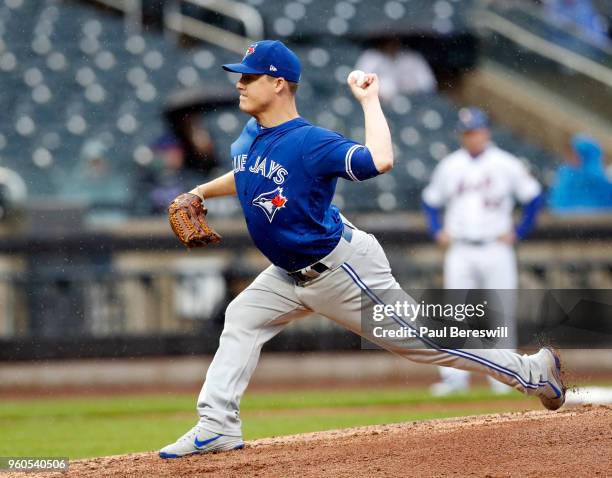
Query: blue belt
[[288, 224, 353, 284]]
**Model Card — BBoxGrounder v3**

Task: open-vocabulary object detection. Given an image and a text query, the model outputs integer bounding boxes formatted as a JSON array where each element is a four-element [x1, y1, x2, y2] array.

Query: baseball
[[347, 69, 367, 87]]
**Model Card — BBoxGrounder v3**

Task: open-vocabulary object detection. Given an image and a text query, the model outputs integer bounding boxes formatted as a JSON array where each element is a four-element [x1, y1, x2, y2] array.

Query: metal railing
[[0, 268, 227, 339], [163, 0, 264, 54], [472, 8, 612, 90], [511, 1, 612, 57], [1, 256, 611, 340], [87, 0, 143, 34]]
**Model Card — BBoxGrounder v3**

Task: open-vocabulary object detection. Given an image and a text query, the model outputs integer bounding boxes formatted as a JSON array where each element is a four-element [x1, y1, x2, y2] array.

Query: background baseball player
[[161, 41, 564, 459], [422, 107, 545, 396]]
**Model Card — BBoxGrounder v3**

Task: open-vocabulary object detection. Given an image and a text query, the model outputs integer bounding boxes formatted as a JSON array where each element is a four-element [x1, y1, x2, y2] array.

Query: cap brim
[[459, 125, 489, 132], [222, 63, 265, 75]]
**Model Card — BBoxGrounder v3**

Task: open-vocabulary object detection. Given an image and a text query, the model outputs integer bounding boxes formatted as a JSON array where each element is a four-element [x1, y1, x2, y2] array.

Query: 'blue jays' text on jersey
[[231, 117, 380, 271]]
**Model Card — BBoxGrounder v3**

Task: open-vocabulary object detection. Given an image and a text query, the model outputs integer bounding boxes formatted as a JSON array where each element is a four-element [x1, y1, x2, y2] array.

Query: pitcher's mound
[[32, 405, 612, 478]]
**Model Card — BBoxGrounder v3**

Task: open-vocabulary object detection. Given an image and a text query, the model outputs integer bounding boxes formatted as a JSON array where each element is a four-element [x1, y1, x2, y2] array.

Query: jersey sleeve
[[231, 118, 258, 158], [302, 126, 380, 181], [508, 158, 542, 204], [422, 160, 447, 207]]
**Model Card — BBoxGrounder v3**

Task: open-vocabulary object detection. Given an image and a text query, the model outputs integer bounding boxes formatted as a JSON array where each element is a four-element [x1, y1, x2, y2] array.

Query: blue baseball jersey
[[231, 116, 379, 271]]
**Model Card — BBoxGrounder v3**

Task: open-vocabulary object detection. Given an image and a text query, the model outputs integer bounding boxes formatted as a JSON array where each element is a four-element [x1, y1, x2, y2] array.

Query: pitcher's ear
[[275, 77, 286, 93]]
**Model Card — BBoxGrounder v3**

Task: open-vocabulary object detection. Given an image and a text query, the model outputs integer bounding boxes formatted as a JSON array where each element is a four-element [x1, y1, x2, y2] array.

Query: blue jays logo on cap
[[252, 187, 288, 222], [244, 44, 257, 59], [223, 40, 301, 83]]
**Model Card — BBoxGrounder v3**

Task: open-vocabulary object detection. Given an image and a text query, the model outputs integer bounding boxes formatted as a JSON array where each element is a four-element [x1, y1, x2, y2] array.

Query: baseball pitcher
[[162, 41, 564, 458]]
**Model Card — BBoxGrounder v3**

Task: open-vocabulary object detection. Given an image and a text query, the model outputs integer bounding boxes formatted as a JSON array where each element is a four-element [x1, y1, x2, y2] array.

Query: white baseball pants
[[197, 229, 549, 436], [439, 241, 518, 390]]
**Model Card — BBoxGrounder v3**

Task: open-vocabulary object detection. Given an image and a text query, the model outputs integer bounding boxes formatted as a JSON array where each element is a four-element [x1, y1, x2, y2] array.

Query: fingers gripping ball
[[168, 193, 222, 248], [347, 69, 367, 87]]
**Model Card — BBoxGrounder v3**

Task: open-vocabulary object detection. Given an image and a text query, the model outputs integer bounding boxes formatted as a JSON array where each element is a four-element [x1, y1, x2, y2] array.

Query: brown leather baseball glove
[[168, 193, 221, 248]]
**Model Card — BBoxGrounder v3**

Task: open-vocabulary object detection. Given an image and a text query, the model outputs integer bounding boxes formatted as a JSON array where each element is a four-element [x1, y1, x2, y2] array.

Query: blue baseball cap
[[458, 107, 490, 132], [222, 40, 301, 83]]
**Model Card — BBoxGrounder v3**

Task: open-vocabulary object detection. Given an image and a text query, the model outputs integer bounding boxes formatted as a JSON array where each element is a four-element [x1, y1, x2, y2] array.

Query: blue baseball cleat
[[536, 347, 567, 411]]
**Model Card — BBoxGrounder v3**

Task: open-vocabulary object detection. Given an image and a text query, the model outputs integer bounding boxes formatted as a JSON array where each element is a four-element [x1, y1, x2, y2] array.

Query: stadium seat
[[246, 0, 473, 39], [0, 0, 556, 212]]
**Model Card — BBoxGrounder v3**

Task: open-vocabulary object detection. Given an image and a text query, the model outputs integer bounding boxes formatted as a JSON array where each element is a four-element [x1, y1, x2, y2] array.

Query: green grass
[[0, 387, 520, 420], [0, 387, 534, 459]]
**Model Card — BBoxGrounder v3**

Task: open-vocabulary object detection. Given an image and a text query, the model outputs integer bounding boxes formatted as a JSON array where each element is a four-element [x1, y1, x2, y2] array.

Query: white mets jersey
[[422, 146, 541, 241]]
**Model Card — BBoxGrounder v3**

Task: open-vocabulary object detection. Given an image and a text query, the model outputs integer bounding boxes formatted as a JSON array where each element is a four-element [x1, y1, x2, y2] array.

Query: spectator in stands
[[61, 139, 129, 204], [135, 134, 206, 215], [149, 134, 191, 213], [165, 111, 220, 175], [544, 0, 610, 48], [185, 114, 219, 175], [550, 134, 612, 211], [355, 37, 437, 103]]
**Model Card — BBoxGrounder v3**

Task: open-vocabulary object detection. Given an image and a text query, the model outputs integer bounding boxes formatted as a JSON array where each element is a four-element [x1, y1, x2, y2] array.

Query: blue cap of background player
[[457, 107, 490, 132], [222, 40, 301, 83]]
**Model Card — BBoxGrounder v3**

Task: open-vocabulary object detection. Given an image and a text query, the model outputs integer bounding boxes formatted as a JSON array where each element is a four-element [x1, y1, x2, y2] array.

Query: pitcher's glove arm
[[168, 193, 222, 248]]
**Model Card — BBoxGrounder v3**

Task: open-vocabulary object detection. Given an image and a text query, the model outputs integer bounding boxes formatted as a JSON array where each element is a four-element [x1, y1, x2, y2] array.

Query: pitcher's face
[[236, 74, 277, 115]]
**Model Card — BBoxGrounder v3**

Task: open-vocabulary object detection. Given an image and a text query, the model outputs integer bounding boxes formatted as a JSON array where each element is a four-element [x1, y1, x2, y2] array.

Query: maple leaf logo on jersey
[[252, 187, 288, 223]]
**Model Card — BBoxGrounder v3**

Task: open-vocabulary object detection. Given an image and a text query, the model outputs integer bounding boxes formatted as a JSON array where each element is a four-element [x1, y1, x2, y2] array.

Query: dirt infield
[[21, 405, 612, 478]]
